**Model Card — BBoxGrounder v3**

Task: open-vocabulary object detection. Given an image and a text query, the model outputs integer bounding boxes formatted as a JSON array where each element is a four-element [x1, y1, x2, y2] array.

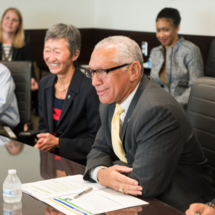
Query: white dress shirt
[[90, 82, 140, 182], [0, 64, 20, 128]]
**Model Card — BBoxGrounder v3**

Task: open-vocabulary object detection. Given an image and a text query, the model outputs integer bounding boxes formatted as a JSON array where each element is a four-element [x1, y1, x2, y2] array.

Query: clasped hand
[[186, 203, 215, 215], [97, 165, 143, 196], [34, 133, 59, 152]]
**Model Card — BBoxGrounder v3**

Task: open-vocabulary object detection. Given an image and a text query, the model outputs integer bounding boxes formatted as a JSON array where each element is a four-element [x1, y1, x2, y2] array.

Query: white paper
[[22, 174, 148, 215], [22, 174, 105, 200], [42, 188, 148, 215]]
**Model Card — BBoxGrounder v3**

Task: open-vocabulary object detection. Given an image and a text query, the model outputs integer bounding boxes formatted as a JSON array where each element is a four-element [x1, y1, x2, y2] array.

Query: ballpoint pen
[[195, 211, 201, 215], [74, 187, 93, 199]]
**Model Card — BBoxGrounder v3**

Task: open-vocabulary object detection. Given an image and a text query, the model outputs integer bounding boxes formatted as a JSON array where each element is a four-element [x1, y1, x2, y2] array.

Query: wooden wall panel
[[25, 28, 215, 78]]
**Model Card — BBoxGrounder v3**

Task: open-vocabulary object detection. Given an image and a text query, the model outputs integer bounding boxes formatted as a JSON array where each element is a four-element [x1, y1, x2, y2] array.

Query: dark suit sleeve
[[84, 104, 118, 181], [38, 79, 48, 133], [59, 85, 101, 163], [128, 104, 182, 197]]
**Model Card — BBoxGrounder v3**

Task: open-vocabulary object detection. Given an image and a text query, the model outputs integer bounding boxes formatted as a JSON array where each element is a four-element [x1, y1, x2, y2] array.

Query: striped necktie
[[111, 104, 128, 163]]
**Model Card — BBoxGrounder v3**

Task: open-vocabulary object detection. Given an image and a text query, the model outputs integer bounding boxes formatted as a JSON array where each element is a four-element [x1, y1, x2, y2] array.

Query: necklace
[[56, 80, 70, 91], [2, 44, 13, 61]]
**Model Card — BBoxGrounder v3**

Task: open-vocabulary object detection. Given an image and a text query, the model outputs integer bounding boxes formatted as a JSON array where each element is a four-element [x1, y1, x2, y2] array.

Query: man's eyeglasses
[[84, 63, 132, 80]]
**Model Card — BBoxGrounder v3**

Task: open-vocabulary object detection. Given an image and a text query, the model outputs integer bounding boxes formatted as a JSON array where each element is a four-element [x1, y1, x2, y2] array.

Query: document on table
[[22, 174, 105, 200], [42, 188, 148, 215], [22, 174, 148, 215]]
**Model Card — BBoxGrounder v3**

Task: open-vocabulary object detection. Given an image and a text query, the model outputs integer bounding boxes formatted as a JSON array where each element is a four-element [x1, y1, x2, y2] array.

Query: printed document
[[22, 174, 148, 215]]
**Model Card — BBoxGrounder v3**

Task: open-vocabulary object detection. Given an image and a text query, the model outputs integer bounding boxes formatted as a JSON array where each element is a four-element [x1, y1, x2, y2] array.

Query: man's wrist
[[90, 166, 107, 183]]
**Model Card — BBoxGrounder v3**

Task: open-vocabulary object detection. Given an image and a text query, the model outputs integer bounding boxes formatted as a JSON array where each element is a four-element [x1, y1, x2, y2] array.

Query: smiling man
[[83, 36, 215, 212]]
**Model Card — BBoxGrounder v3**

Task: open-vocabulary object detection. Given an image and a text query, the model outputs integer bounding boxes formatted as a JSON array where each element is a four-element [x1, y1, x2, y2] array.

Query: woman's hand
[[186, 203, 215, 215], [31, 78, 38, 91], [34, 133, 59, 152]]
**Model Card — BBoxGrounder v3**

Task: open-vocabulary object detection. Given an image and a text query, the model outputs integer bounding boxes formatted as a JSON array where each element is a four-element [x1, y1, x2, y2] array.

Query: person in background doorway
[[149, 7, 203, 109]]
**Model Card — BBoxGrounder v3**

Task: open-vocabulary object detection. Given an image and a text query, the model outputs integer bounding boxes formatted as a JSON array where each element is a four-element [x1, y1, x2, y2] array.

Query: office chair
[[205, 39, 215, 77], [0, 61, 38, 144], [187, 77, 215, 179]]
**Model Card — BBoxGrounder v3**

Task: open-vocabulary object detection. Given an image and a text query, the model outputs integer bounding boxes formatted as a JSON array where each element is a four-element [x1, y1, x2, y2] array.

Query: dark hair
[[156, 8, 181, 27]]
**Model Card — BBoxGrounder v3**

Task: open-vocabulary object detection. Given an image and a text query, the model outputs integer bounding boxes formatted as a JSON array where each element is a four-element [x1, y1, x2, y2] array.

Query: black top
[[0, 41, 36, 79], [38, 68, 101, 165]]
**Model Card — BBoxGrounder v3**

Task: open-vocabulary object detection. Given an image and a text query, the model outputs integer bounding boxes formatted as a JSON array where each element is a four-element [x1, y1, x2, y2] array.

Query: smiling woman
[[0, 7, 38, 91], [149, 8, 204, 110], [35, 23, 101, 165]]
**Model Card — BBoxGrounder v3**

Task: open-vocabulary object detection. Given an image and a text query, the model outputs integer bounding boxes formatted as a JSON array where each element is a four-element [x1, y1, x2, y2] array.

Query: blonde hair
[[0, 8, 25, 48]]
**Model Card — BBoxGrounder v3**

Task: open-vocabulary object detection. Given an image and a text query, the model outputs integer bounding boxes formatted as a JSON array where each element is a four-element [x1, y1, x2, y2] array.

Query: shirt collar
[[120, 82, 140, 115]]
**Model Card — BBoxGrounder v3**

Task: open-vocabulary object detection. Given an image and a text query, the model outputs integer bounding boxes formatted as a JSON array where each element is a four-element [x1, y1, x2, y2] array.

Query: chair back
[[187, 77, 215, 179], [205, 39, 215, 77], [0, 61, 31, 123]]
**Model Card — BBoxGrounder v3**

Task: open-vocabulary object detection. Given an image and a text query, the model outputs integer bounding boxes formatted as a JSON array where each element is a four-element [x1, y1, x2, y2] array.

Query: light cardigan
[[149, 37, 204, 109]]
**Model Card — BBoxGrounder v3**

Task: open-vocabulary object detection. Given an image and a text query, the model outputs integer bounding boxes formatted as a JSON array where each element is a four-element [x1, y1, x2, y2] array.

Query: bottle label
[[3, 188, 21, 196]]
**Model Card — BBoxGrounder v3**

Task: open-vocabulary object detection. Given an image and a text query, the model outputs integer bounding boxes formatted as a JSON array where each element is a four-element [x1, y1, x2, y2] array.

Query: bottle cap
[[8, 169, 16, 174]]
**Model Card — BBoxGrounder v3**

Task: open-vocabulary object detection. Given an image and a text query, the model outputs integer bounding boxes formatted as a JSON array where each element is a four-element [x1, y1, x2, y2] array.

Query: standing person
[[83, 35, 215, 212], [0, 7, 38, 91], [34, 23, 101, 165], [149, 8, 203, 109]]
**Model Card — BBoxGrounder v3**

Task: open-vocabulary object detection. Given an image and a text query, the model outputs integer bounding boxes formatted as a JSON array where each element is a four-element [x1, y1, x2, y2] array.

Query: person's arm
[[38, 80, 48, 133], [174, 46, 204, 108], [0, 68, 15, 115], [90, 104, 182, 196]]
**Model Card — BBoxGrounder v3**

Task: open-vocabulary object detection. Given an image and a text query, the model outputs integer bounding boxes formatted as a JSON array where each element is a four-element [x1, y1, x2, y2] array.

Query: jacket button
[[59, 131, 62, 134]]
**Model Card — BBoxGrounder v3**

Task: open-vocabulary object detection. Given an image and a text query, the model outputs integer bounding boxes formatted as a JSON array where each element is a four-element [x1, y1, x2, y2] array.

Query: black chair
[[205, 39, 215, 77], [0, 61, 38, 144], [187, 77, 215, 179]]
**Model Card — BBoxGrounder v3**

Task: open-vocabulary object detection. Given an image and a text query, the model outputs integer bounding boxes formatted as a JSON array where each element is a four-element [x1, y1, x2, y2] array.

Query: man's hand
[[106, 206, 142, 215], [31, 78, 38, 91], [97, 165, 143, 196], [186, 203, 215, 215], [34, 133, 59, 152]]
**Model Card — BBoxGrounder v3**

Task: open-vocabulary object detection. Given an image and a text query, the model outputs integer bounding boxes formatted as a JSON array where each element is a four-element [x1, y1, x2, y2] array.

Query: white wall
[[1, 0, 215, 36], [0, 0, 95, 29], [95, 0, 215, 36]]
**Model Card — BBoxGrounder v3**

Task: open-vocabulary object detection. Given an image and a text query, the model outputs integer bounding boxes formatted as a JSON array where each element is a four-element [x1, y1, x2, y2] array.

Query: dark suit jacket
[[38, 68, 101, 165], [84, 75, 215, 212], [0, 42, 36, 79]]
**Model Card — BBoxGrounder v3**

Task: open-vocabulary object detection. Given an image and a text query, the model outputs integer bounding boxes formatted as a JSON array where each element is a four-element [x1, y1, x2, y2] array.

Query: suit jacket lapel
[[108, 103, 116, 132], [121, 76, 149, 141], [44, 75, 56, 134], [57, 68, 83, 127]]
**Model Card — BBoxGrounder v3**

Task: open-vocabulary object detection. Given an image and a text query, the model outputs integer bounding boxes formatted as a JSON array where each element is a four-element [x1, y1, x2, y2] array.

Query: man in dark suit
[[83, 36, 215, 212]]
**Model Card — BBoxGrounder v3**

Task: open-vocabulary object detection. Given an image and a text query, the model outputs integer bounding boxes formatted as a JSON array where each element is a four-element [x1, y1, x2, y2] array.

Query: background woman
[[34, 23, 101, 165], [149, 8, 203, 109], [0, 7, 38, 91]]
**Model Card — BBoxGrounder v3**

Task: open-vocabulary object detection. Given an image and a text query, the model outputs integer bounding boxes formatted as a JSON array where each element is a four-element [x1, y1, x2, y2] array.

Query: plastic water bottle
[[3, 201, 22, 215], [3, 169, 22, 203]]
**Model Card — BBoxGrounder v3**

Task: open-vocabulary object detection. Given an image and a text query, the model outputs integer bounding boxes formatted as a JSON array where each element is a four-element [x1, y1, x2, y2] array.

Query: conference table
[[0, 135, 183, 215]]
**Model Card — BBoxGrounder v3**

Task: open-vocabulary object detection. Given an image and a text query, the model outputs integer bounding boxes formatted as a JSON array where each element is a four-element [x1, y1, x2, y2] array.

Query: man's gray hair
[[94, 36, 144, 72], [45, 23, 81, 57]]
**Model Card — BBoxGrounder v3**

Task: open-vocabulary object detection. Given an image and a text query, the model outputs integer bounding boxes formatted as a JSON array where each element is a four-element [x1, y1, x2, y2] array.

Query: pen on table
[[195, 211, 201, 215], [74, 187, 93, 199]]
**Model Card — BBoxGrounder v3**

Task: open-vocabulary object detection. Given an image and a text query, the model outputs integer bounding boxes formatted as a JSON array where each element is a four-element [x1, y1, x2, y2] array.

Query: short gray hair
[[45, 23, 81, 57], [94, 36, 144, 72]]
